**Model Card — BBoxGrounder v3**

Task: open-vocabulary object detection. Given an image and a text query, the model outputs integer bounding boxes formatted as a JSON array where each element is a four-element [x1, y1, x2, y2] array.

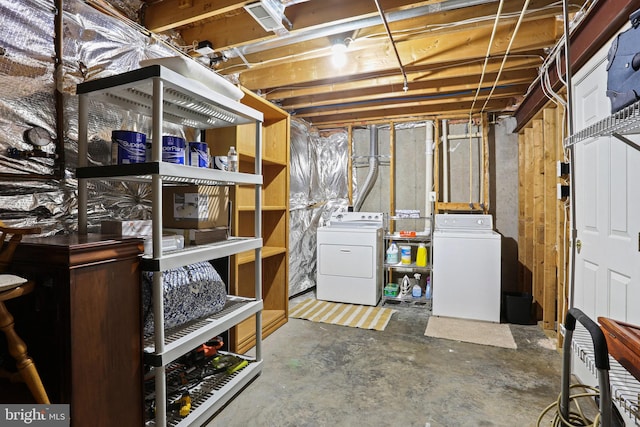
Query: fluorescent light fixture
[[244, 0, 288, 35]]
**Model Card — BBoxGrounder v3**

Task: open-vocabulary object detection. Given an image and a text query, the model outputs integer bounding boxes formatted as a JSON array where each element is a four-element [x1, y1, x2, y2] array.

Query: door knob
[[576, 239, 582, 254]]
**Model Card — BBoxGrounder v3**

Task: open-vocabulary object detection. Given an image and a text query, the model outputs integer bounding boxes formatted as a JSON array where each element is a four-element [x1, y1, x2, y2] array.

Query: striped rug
[[289, 299, 396, 331]]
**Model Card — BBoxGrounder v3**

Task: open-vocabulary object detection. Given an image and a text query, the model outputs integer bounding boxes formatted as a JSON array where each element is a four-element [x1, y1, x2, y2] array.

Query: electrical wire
[[373, 0, 409, 92], [521, 0, 599, 106], [536, 384, 602, 426], [480, 0, 531, 113], [470, 0, 505, 114], [360, 2, 568, 39], [540, 71, 559, 106]]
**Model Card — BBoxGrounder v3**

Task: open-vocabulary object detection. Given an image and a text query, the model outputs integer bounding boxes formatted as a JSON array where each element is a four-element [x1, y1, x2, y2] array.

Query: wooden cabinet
[[207, 87, 290, 353], [9, 235, 144, 427]]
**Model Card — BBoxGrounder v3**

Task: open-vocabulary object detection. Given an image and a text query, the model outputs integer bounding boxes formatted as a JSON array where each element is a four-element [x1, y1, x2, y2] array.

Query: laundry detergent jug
[[416, 243, 427, 267], [386, 242, 399, 264]]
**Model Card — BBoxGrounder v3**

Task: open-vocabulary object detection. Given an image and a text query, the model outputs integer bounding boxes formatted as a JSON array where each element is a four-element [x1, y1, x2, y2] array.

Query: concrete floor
[[207, 293, 564, 427]]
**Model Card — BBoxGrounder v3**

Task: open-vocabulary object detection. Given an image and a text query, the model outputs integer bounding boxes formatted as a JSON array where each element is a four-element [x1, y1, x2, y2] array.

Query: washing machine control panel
[[328, 211, 383, 227], [434, 213, 493, 231]]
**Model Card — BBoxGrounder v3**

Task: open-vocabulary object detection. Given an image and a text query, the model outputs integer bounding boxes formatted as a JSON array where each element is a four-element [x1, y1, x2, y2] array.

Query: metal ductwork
[[222, 0, 499, 59], [354, 125, 379, 212]]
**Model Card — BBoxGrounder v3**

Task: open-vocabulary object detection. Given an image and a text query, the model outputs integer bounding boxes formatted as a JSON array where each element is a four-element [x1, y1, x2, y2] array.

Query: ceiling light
[[331, 40, 349, 68], [244, 0, 289, 36]]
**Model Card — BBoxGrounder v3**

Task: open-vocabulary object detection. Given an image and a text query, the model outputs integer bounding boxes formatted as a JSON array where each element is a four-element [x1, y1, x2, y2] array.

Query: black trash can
[[504, 292, 533, 325]]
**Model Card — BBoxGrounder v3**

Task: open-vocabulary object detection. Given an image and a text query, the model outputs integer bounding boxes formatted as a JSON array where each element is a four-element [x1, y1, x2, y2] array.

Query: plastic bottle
[[386, 242, 399, 264], [416, 243, 427, 267], [412, 283, 422, 298], [425, 276, 432, 299], [412, 273, 422, 298], [227, 146, 238, 172], [400, 245, 411, 264]]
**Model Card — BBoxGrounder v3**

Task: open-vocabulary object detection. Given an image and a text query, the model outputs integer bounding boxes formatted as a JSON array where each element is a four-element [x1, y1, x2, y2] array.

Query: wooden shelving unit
[[207, 87, 290, 353]]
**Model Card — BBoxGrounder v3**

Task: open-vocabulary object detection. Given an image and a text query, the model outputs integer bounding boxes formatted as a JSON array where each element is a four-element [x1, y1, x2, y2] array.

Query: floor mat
[[425, 316, 517, 349], [289, 298, 396, 331]]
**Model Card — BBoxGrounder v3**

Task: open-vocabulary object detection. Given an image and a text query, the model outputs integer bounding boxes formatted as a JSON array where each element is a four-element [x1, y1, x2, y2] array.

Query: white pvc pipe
[[442, 119, 449, 203], [445, 132, 482, 140], [425, 121, 434, 233]]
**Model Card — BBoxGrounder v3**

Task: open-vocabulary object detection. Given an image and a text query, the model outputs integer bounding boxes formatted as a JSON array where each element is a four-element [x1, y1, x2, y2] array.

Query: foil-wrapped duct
[[288, 118, 348, 297]]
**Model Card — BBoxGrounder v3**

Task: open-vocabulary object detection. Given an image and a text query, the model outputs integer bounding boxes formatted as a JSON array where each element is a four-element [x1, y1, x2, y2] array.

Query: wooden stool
[[0, 226, 49, 404]]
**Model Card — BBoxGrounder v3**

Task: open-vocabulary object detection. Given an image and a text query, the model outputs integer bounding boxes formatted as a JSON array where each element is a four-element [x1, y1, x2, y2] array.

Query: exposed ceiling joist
[[237, 17, 560, 89], [139, 0, 583, 126]]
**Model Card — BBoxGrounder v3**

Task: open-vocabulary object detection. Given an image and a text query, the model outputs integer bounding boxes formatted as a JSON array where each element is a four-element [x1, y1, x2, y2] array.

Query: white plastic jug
[[386, 242, 399, 264]]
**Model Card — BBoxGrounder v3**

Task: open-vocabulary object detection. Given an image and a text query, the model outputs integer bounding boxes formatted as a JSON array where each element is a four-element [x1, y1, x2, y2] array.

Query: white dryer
[[432, 213, 502, 322], [316, 212, 383, 306]]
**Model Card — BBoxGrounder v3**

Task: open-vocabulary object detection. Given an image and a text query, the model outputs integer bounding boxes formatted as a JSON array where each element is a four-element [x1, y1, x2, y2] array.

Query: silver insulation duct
[[289, 118, 348, 297]]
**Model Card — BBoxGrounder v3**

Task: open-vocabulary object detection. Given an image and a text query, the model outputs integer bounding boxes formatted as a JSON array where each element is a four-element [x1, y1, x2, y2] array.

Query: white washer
[[432, 214, 501, 322], [316, 212, 383, 306]]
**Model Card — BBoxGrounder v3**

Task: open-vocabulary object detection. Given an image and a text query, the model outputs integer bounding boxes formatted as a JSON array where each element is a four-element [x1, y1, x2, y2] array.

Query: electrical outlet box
[[557, 161, 570, 177], [557, 184, 570, 199], [428, 191, 436, 202]]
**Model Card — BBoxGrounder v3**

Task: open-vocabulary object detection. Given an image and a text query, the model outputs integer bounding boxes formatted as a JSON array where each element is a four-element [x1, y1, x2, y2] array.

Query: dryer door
[[316, 227, 381, 306], [318, 242, 374, 279]]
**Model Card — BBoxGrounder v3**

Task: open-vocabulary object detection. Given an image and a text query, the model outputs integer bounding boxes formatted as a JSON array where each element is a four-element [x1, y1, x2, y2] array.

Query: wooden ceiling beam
[[199, 0, 566, 73], [275, 67, 538, 109], [143, 0, 253, 33], [306, 99, 511, 126], [293, 85, 527, 118], [238, 17, 559, 89], [266, 56, 541, 100], [355, 0, 566, 41], [281, 72, 534, 111], [176, 0, 564, 55], [175, 0, 444, 51]]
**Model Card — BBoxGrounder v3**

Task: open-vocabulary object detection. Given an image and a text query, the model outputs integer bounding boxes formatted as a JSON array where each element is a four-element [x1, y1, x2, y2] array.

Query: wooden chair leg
[[0, 301, 50, 404]]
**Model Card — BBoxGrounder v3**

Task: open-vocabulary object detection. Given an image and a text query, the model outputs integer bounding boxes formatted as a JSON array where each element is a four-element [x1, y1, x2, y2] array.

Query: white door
[[572, 39, 640, 325]]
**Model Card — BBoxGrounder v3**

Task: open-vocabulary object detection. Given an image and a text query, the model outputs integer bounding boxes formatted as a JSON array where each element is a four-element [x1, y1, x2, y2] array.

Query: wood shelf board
[[238, 153, 287, 167], [236, 246, 287, 264], [239, 87, 289, 123], [238, 206, 287, 212], [263, 155, 287, 166]]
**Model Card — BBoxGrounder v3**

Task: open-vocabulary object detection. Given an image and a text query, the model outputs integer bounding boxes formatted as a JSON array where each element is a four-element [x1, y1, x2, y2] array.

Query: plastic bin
[[504, 292, 533, 325]]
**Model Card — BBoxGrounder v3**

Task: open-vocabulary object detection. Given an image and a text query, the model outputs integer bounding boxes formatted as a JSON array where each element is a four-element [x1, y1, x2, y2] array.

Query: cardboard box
[[164, 227, 228, 246], [162, 185, 229, 229], [101, 220, 152, 237]]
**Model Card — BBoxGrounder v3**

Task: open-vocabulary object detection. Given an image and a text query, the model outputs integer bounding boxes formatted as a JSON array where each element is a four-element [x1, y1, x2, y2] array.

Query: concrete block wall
[[351, 118, 519, 292]]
